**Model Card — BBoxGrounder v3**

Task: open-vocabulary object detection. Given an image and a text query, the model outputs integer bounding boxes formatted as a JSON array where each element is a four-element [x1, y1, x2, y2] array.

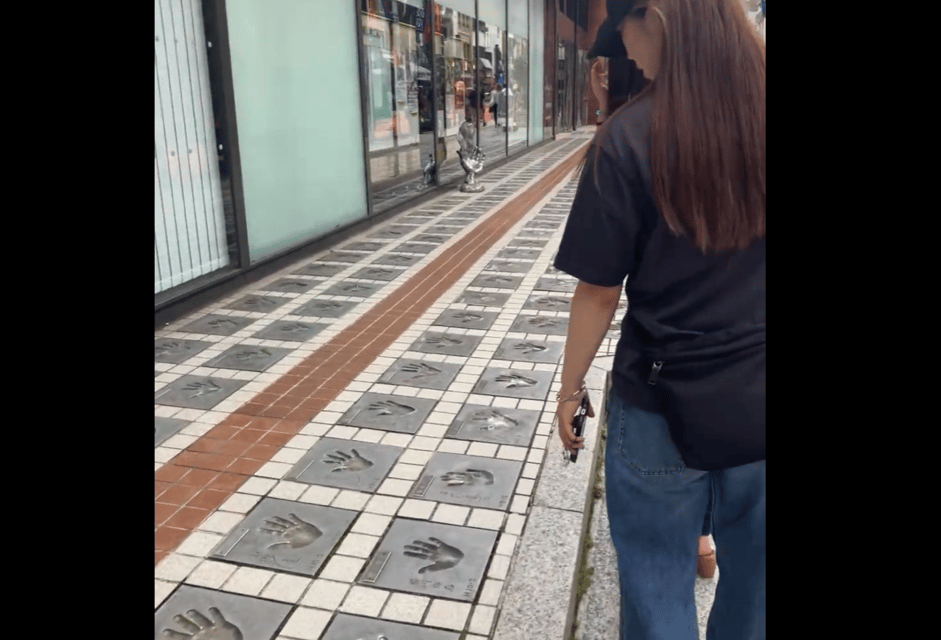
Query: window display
[[508, 1, 529, 153]]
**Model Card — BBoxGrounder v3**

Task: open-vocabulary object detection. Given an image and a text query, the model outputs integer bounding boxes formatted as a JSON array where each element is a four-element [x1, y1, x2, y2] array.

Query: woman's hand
[[556, 393, 595, 454], [590, 58, 609, 113]]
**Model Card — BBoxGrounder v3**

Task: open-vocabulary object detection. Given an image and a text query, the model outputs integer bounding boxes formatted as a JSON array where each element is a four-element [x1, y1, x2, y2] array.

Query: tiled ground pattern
[[154, 136, 617, 640]]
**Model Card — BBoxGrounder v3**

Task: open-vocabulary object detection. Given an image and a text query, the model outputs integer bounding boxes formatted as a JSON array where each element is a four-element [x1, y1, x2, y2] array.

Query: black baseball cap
[[587, 0, 637, 59]]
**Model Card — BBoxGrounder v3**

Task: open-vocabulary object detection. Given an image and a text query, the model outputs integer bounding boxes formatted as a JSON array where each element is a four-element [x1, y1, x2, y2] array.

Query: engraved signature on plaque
[[403, 537, 465, 573], [367, 400, 416, 417], [400, 362, 441, 379], [385, 255, 414, 262], [277, 322, 311, 334], [441, 469, 495, 486], [365, 268, 396, 277], [259, 513, 322, 550], [425, 336, 463, 348], [341, 283, 374, 293], [534, 297, 569, 307], [495, 373, 538, 388], [161, 608, 243, 640], [311, 301, 343, 310], [323, 449, 374, 472], [181, 381, 222, 398], [470, 409, 519, 431]]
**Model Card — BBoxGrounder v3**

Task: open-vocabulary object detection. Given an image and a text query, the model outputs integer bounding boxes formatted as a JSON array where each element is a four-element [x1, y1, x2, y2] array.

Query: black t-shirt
[[553, 94, 765, 412]]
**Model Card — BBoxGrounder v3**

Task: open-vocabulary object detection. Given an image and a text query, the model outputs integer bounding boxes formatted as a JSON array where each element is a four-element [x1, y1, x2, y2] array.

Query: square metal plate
[[516, 229, 554, 238], [180, 314, 256, 336], [469, 274, 524, 290], [398, 242, 437, 254], [321, 281, 385, 298], [413, 233, 450, 244], [252, 320, 327, 342], [317, 251, 368, 263], [472, 367, 555, 400], [496, 248, 541, 261], [409, 331, 484, 357], [446, 404, 540, 447], [322, 614, 460, 640], [493, 337, 565, 364], [338, 393, 438, 433], [285, 438, 404, 491], [483, 260, 531, 274], [155, 585, 291, 640], [523, 294, 571, 312], [259, 278, 317, 294], [432, 309, 499, 331], [154, 339, 213, 364], [224, 295, 291, 312], [408, 452, 522, 511], [341, 241, 385, 252], [358, 519, 497, 602], [349, 266, 406, 281], [293, 299, 359, 318], [456, 290, 511, 307], [155, 417, 189, 446], [372, 253, 422, 266], [535, 276, 577, 293], [293, 262, 347, 278], [426, 224, 463, 234], [204, 345, 294, 372], [209, 498, 358, 577], [378, 358, 462, 390], [155, 375, 248, 409]]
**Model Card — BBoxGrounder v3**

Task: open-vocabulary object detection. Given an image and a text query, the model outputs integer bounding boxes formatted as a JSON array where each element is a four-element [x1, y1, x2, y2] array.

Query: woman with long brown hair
[[553, 1, 765, 638]]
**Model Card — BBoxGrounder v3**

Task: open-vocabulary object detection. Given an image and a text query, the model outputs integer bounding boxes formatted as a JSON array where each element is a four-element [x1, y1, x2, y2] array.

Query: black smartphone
[[564, 391, 591, 464]]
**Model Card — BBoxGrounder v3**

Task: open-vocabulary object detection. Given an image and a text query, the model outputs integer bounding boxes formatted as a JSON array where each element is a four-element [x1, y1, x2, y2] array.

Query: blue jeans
[[604, 390, 766, 640]]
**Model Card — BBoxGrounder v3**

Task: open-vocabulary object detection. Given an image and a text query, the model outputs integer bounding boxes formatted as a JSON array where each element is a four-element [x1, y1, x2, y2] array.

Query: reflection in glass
[[477, 0, 507, 163], [508, 1, 529, 154], [432, 0, 477, 187], [362, 0, 436, 213]]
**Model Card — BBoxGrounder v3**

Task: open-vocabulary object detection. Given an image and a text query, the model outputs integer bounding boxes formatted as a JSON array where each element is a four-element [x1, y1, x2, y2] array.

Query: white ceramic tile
[[381, 432, 414, 448], [279, 607, 332, 640], [467, 508, 506, 531], [336, 533, 381, 558], [351, 513, 392, 536], [155, 553, 201, 582], [352, 428, 385, 443], [435, 439, 468, 454], [466, 442, 499, 458], [300, 423, 331, 437], [223, 566, 275, 596], [260, 574, 312, 603], [238, 477, 276, 496], [410, 436, 441, 451], [184, 560, 238, 589], [388, 463, 424, 481], [318, 555, 367, 583], [299, 485, 340, 505], [397, 499, 436, 520], [417, 423, 449, 438], [380, 593, 430, 624], [515, 478, 536, 496], [300, 579, 351, 611], [269, 480, 308, 501], [364, 495, 403, 516], [505, 513, 526, 536], [325, 425, 358, 440], [271, 447, 306, 464], [331, 490, 371, 511], [155, 580, 175, 609], [219, 492, 262, 514], [478, 578, 504, 606], [469, 605, 497, 636], [424, 600, 472, 631], [378, 478, 414, 497], [175, 531, 224, 557], [198, 511, 243, 535], [431, 504, 470, 526], [339, 585, 390, 617]]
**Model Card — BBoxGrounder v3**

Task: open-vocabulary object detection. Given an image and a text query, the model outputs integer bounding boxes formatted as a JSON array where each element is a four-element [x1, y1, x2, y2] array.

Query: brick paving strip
[[155, 145, 588, 565]]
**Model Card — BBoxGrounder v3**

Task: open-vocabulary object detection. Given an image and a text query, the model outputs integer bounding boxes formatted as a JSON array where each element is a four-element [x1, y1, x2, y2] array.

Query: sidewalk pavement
[[155, 134, 607, 640]]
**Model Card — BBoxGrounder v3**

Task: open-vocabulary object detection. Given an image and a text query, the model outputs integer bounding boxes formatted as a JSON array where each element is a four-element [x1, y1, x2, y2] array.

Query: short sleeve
[[553, 146, 645, 287]]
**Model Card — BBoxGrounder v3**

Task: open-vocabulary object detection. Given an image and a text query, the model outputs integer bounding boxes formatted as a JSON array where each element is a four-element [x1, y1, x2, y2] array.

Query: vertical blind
[[155, 0, 229, 294]]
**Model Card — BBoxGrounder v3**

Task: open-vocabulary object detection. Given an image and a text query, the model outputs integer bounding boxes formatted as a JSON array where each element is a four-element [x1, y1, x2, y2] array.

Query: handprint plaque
[[378, 359, 462, 390], [339, 393, 436, 433], [285, 437, 405, 491], [208, 499, 356, 577], [446, 404, 541, 446], [358, 521, 497, 601], [408, 452, 523, 511], [472, 367, 554, 400], [155, 586, 291, 640]]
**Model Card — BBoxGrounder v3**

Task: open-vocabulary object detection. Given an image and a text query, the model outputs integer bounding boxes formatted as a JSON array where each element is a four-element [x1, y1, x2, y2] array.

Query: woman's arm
[[556, 280, 622, 453]]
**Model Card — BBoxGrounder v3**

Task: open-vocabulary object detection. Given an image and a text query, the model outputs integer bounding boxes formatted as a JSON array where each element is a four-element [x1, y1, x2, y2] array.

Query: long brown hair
[[586, 0, 765, 255]]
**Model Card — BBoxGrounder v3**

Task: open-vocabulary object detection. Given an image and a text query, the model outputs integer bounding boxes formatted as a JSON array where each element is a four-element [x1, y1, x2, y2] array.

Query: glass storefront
[[507, 1, 529, 154], [361, 0, 437, 213], [477, 0, 507, 164]]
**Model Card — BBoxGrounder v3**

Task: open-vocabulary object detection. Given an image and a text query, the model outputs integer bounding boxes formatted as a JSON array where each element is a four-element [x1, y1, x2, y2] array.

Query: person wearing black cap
[[553, 1, 765, 639]]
